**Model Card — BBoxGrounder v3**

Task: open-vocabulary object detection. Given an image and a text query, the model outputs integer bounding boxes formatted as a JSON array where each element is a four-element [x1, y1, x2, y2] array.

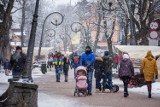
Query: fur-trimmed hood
[[95, 57, 103, 61]]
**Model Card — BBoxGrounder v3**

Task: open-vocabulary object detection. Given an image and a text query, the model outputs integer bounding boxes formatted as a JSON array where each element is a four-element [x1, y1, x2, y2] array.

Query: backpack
[[73, 56, 79, 64]]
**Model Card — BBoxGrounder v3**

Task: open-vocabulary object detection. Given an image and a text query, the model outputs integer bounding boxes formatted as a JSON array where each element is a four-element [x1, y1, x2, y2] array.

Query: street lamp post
[[38, 12, 63, 61], [45, 29, 56, 47], [23, 0, 40, 80]]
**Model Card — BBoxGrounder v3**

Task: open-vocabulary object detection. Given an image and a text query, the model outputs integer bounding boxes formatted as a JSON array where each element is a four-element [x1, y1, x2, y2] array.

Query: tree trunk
[[124, 19, 129, 45], [139, 28, 149, 45], [93, 11, 102, 53], [107, 38, 113, 54], [104, 18, 116, 55], [0, 0, 15, 60]]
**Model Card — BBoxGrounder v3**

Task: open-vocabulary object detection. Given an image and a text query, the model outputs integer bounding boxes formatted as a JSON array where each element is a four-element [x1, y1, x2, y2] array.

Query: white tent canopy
[[114, 45, 160, 59]]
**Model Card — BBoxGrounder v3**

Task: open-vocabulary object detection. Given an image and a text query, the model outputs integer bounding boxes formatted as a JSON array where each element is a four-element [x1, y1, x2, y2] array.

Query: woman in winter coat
[[118, 54, 134, 97], [63, 54, 71, 82], [94, 57, 105, 92], [141, 51, 158, 98]]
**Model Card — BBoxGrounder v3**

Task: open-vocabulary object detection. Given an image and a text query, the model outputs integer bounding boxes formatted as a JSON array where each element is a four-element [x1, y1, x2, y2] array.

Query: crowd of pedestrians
[[0, 45, 159, 98]]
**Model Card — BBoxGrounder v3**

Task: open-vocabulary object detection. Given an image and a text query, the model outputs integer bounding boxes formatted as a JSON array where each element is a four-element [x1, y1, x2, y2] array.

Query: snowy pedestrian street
[[0, 68, 160, 107], [33, 68, 160, 107]]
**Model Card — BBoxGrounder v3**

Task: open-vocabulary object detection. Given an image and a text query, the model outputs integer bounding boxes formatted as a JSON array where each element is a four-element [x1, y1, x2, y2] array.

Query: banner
[[71, 32, 81, 45]]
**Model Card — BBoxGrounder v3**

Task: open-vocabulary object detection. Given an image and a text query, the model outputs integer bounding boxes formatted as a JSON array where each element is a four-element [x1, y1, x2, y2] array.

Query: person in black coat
[[94, 57, 106, 92], [10, 46, 26, 78], [63, 55, 71, 82]]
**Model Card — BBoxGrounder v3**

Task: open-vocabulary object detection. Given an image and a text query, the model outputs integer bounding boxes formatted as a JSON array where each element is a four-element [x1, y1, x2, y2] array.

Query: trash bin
[[41, 62, 47, 74]]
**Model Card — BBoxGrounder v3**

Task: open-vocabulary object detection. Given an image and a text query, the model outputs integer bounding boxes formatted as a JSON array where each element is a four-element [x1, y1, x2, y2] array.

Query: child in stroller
[[74, 66, 88, 96]]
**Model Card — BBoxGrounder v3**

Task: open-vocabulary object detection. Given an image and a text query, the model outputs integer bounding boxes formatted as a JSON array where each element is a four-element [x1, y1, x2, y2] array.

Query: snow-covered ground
[[38, 93, 92, 107], [39, 93, 112, 107]]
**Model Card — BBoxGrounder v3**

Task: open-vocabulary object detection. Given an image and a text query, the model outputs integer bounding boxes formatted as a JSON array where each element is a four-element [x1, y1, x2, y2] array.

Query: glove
[[155, 75, 158, 79]]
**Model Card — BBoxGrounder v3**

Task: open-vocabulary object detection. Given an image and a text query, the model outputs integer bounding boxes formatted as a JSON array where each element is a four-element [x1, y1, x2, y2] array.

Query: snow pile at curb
[[32, 67, 43, 78], [0, 73, 12, 83]]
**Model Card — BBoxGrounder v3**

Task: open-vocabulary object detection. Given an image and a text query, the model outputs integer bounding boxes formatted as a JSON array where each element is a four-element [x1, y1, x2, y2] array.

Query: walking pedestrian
[[102, 51, 113, 92], [48, 57, 53, 71], [53, 52, 64, 82], [118, 54, 134, 97], [70, 52, 80, 77], [4, 59, 10, 76], [80, 46, 95, 95], [10, 46, 26, 79], [94, 57, 106, 92], [63, 54, 71, 82], [141, 51, 158, 98]]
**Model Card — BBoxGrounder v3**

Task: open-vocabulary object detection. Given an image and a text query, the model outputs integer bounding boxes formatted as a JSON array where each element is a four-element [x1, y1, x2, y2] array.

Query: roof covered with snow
[[114, 45, 160, 59]]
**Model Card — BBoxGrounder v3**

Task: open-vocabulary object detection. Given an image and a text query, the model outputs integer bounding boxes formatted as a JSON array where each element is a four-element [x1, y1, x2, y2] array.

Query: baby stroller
[[129, 74, 145, 87], [74, 66, 88, 97]]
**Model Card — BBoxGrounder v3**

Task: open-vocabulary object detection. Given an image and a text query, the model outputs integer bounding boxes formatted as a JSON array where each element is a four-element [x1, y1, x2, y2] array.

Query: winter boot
[[124, 92, 128, 97], [99, 87, 102, 91], [65, 75, 68, 82], [148, 92, 151, 98]]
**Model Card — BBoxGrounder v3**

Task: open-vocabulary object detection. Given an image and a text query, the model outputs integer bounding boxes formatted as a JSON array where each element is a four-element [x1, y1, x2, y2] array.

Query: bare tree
[[0, 0, 15, 60], [118, 0, 160, 45]]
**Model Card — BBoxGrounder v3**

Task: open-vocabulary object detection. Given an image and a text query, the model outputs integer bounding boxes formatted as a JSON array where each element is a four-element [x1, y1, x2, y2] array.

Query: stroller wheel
[[77, 92, 80, 97], [83, 91, 87, 96], [112, 85, 119, 93]]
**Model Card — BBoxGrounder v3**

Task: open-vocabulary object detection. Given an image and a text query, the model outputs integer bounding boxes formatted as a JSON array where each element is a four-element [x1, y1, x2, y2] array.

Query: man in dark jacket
[[10, 46, 26, 78], [102, 51, 113, 92], [119, 54, 134, 97], [80, 46, 95, 95]]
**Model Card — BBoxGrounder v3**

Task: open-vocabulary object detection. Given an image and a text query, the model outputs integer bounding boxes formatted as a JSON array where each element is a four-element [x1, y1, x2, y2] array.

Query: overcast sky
[[54, 0, 81, 6]]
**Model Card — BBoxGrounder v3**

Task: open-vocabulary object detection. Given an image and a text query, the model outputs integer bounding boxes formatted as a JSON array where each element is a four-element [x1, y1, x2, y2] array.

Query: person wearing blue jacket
[[80, 46, 95, 95]]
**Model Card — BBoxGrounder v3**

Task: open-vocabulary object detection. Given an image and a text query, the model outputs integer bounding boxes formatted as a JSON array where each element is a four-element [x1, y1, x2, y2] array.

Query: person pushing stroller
[[80, 46, 95, 95]]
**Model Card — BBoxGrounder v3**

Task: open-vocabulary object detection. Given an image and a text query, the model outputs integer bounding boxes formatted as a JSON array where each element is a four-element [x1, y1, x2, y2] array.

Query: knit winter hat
[[123, 54, 129, 59], [86, 46, 91, 50], [16, 46, 22, 50]]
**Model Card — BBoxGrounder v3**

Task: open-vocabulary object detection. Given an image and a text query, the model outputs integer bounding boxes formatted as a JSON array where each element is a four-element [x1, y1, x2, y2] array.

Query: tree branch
[[11, 7, 23, 14]]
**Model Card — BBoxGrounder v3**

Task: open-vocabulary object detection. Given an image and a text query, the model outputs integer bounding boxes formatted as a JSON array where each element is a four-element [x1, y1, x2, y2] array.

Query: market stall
[[114, 45, 160, 73]]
